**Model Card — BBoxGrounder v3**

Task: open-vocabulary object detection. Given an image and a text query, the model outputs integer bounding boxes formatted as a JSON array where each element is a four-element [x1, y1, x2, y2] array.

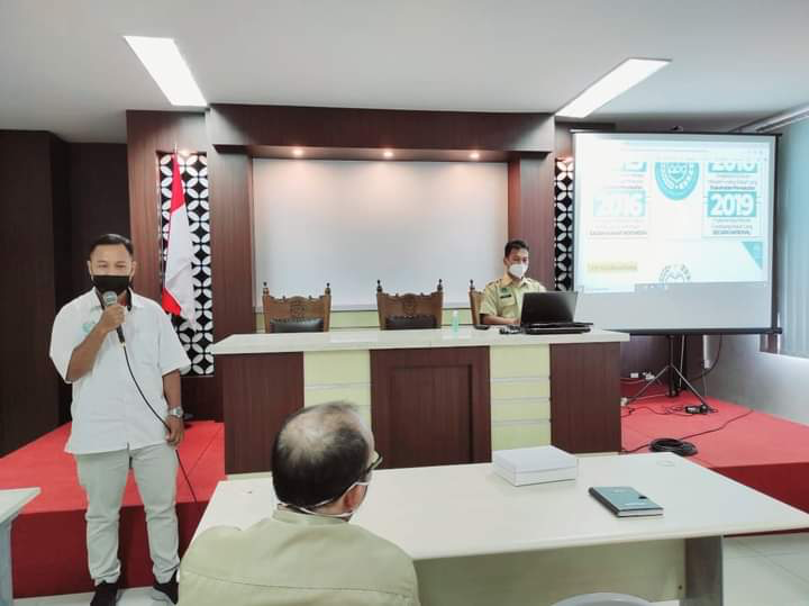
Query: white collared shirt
[[49, 289, 191, 455]]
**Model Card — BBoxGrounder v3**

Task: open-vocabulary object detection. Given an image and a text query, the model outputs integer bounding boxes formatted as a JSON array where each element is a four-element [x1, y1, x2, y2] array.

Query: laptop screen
[[520, 292, 578, 325]]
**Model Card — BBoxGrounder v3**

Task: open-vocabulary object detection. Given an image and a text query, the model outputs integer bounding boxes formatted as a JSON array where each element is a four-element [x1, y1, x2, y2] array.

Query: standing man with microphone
[[49, 234, 191, 605]]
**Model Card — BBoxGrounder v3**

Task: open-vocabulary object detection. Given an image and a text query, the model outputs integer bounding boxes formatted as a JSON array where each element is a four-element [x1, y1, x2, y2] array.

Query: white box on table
[[492, 446, 578, 486]]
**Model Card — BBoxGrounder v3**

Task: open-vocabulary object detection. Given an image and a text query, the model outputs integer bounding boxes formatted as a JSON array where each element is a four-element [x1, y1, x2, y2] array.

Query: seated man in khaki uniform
[[178, 402, 420, 606], [480, 239, 546, 325]]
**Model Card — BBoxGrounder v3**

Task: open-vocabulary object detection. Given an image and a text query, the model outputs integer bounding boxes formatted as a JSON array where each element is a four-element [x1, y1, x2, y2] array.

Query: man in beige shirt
[[480, 239, 546, 325], [178, 402, 420, 605]]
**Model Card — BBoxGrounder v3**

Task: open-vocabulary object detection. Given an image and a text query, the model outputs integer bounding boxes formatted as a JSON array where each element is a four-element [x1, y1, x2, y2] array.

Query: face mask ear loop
[[278, 478, 371, 520]]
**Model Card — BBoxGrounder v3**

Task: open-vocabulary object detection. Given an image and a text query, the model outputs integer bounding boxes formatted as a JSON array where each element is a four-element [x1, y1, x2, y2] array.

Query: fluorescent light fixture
[[124, 36, 207, 106], [556, 58, 670, 119]]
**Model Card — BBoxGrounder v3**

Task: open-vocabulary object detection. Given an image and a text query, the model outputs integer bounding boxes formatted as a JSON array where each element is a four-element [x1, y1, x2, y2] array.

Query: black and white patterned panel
[[554, 158, 574, 291], [158, 153, 214, 376]]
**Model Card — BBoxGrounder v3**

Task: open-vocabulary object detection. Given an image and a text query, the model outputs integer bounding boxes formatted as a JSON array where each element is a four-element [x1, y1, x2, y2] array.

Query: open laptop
[[519, 291, 592, 334]]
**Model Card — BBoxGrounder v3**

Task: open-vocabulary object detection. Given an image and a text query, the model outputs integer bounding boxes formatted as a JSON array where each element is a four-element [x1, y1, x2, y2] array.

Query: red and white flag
[[162, 154, 199, 330]]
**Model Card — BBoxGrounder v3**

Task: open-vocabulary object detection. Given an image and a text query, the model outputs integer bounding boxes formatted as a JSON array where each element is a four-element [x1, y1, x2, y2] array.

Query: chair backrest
[[469, 279, 484, 326], [376, 280, 443, 330], [262, 283, 332, 333]]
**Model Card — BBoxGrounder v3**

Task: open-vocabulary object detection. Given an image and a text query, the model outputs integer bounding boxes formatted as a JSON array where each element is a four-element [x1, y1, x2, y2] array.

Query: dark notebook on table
[[589, 486, 664, 517]]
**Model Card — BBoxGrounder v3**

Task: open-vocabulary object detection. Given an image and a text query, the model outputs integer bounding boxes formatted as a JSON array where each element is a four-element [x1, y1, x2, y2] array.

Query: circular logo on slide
[[659, 264, 692, 283], [654, 162, 700, 200]]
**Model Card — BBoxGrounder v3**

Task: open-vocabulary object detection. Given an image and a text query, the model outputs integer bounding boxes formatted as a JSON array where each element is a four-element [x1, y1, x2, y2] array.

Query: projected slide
[[573, 132, 776, 332], [575, 135, 771, 293]]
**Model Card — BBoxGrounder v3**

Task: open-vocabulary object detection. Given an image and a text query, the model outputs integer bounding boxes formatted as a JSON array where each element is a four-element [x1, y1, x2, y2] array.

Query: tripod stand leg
[[625, 365, 670, 405], [670, 365, 711, 409], [668, 335, 677, 397]]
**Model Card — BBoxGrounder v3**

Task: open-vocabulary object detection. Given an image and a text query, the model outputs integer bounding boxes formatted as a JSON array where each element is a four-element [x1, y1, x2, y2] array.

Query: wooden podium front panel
[[550, 342, 621, 453], [371, 347, 491, 469], [221, 353, 304, 474]]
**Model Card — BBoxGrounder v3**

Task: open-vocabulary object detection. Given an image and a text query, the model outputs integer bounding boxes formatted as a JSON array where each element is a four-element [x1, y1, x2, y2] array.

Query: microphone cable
[[121, 344, 201, 511]]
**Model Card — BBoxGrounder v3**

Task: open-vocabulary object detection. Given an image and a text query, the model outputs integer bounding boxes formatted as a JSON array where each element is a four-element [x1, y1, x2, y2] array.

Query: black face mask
[[91, 274, 131, 296]]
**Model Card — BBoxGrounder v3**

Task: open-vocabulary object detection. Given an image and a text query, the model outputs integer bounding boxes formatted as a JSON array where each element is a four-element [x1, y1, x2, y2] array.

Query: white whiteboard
[[253, 159, 508, 308]]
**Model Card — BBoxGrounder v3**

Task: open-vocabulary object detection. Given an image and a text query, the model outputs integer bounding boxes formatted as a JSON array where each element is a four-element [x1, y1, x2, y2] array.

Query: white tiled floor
[[14, 533, 809, 605]]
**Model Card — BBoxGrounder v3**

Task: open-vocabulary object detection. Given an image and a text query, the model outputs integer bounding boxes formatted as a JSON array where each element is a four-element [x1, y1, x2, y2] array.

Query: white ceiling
[[0, 0, 807, 143]]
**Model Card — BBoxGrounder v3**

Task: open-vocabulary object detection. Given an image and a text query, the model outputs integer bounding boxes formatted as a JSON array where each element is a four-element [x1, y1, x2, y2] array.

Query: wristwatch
[[167, 406, 184, 419]]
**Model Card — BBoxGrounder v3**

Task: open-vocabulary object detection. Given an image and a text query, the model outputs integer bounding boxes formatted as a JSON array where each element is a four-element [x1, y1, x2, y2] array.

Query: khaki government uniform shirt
[[479, 274, 545, 321]]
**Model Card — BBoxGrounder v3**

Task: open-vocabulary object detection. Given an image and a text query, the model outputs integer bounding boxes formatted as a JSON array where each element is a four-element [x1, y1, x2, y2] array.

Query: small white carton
[[492, 446, 578, 486]]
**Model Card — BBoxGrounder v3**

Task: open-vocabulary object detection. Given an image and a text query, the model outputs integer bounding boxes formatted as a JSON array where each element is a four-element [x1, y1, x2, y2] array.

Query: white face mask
[[508, 263, 528, 279]]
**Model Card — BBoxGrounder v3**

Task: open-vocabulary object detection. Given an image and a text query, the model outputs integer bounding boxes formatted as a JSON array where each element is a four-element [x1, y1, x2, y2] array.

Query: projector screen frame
[[570, 130, 781, 336]]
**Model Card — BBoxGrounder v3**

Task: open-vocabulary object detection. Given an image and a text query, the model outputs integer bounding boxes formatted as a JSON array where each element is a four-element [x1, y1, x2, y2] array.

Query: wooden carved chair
[[262, 283, 332, 333], [376, 280, 444, 330]]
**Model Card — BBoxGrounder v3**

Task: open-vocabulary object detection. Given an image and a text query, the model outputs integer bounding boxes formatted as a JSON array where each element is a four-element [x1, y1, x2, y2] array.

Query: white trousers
[[75, 442, 179, 585]]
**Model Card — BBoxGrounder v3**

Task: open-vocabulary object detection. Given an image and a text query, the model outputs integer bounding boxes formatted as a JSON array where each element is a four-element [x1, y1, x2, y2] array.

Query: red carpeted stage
[[0, 421, 225, 598], [621, 393, 808, 514], [1, 396, 807, 598]]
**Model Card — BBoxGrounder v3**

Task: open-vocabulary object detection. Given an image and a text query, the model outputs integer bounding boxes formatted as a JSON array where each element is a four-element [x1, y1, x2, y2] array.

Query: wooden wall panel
[[68, 143, 131, 294], [207, 148, 256, 341], [0, 131, 63, 455], [508, 155, 556, 289], [220, 353, 304, 474], [209, 104, 555, 153], [50, 137, 71, 309], [550, 342, 621, 453], [370, 347, 491, 469], [180, 375, 218, 422], [50, 136, 73, 426]]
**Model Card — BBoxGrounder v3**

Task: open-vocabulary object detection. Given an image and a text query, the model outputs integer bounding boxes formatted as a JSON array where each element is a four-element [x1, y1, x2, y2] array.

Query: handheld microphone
[[102, 290, 126, 346]]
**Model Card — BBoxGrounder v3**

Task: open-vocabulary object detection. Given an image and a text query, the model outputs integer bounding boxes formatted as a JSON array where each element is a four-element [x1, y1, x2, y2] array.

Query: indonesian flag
[[162, 154, 199, 330]]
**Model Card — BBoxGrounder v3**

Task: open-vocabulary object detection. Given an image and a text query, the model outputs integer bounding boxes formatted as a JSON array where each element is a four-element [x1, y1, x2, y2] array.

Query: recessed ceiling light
[[124, 36, 207, 107], [292, 148, 304, 157], [556, 58, 670, 119], [383, 149, 394, 159], [469, 151, 480, 160]]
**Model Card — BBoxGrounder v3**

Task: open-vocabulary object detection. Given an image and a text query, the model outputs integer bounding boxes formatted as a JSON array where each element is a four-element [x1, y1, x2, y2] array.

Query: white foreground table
[[0, 488, 39, 606], [193, 454, 807, 605]]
